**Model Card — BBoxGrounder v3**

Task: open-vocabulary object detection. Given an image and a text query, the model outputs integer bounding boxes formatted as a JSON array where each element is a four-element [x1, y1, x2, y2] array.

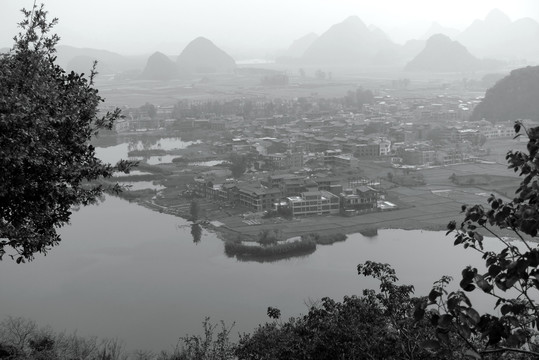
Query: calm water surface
[[0, 196, 503, 351], [95, 137, 199, 165]]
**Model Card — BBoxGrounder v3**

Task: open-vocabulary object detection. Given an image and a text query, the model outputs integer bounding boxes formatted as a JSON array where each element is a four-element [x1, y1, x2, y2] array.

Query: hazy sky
[[1, 0, 538, 57]]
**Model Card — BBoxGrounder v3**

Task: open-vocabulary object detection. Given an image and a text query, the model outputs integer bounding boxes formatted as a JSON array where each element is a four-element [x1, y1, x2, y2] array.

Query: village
[[94, 83, 531, 245]]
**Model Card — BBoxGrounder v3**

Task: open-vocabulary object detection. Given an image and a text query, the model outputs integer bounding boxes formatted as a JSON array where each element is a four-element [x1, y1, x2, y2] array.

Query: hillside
[[55, 45, 145, 74], [286, 32, 318, 58], [471, 65, 539, 121], [301, 16, 397, 65], [140, 52, 178, 80], [457, 9, 539, 61], [404, 34, 482, 72], [177, 37, 236, 74]]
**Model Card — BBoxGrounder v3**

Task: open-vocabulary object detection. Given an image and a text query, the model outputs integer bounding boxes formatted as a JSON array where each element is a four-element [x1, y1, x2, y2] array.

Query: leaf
[[464, 349, 482, 359], [436, 329, 451, 345], [488, 265, 502, 278], [421, 339, 441, 352], [414, 307, 425, 321], [438, 314, 453, 329], [460, 279, 476, 292], [465, 308, 481, 325], [428, 289, 441, 303], [474, 274, 493, 293]]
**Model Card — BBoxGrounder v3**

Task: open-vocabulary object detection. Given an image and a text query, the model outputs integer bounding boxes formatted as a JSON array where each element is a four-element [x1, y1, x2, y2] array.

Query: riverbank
[[110, 159, 525, 244]]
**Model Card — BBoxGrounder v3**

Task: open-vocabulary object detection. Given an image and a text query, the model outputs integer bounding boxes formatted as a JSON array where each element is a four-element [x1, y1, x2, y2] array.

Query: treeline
[[224, 232, 347, 262]]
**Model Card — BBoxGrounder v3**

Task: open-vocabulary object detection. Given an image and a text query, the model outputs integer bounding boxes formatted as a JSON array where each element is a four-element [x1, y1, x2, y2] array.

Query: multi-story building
[[340, 186, 379, 211], [284, 190, 340, 217], [238, 184, 282, 212]]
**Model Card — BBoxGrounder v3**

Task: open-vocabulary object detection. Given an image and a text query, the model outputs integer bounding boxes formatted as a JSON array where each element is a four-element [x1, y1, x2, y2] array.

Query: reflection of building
[[284, 190, 340, 217]]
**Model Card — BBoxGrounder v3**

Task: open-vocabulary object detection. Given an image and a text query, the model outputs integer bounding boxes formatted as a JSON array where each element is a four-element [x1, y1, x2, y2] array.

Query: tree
[[190, 200, 201, 221], [0, 5, 135, 262], [415, 121, 539, 358], [229, 153, 248, 179], [236, 262, 459, 359]]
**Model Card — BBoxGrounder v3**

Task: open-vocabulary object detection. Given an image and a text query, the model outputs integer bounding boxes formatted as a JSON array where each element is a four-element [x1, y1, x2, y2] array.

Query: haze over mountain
[[7, 7, 536, 77], [457, 9, 539, 62], [471, 65, 539, 122], [420, 22, 460, 40], [285, 33, 319, 58], [177, 37, 236, 74], [404, 34, 483, 72], [140, 52, 178, 80], [301, 16, 398, 66], [55, 45, 146, 74]]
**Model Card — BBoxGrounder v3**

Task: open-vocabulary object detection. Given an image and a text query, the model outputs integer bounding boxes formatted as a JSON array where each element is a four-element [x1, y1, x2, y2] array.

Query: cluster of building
[[192, 174, 382, 217], [109, 91, 533, 169]]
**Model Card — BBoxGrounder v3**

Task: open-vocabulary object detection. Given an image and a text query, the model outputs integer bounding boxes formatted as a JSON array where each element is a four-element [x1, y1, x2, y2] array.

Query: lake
[[0, 196, 505, 352], [95, 137, 199, 165]]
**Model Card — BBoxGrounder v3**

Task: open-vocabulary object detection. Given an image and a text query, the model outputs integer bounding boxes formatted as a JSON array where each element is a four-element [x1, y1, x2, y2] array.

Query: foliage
[[0, 5, 135, 262], [224, 238, 316, 262], [471, 66, 539, 122], [415, 121, 539, 358], [302, 232, 347, 245], [177, 317, 235, 360], [0, 316, 129, 360], [257, 228, 281, 246], [228, 154, 248, 179], [236, 261, 457, 359]]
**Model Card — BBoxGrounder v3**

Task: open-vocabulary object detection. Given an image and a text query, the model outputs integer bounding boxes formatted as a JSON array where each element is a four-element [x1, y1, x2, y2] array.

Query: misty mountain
[[177, 37, 236, 74], [457, 9, 539, 61], [421, 22, 460, 40], [399, 39, 426, 63], [139, 52, 178, 80], [286, 33, 318, 58], [55, 45, 146, 74], [301, 16, 398, 66], [471, 65, 539, 122], [0, 47, 9, 54], [404, 34, 496, 72], [66, 55, 115, 75]]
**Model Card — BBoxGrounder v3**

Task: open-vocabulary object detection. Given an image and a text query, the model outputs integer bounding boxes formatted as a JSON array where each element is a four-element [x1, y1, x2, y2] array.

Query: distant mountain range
[[300, 16, 398, 66], [457, 9, 539, 61], [4, 8, 537, 77], [281, 9, 538, 68], [404, 34, 502, 72], [285, 32, 318, 58], [471, 65, 539, 121], [55, 45, 146, 74], [176, 37, 236, 74], [140, 52, 178, 80], [420, 22, 460, 40]]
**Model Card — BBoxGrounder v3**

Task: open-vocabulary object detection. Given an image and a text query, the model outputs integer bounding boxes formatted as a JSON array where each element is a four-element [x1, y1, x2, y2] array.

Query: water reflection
[[191, 224, 202, 244], [94, 137, 199, 165], [0, 196, 503, 352]]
